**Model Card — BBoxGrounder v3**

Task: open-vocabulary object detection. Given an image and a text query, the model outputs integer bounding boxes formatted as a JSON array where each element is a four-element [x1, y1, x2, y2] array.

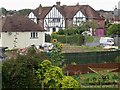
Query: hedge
[[51, 34, 85, 45]]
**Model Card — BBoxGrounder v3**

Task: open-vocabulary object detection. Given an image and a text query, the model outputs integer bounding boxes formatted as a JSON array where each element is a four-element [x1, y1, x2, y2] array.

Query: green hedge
[[51, 35, 85, 45]]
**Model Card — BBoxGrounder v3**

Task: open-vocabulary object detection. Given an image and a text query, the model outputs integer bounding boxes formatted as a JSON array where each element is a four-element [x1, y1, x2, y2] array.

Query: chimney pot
[[56, 1, 61, 6]]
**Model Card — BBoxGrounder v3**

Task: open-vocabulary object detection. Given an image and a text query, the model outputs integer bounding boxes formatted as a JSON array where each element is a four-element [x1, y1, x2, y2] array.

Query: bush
[[36, 60, 80, 88], [2, 46, 49, 88], [56, 29, 65, 35], [115, 55, 120, 63], [52, 34, 85, 45]]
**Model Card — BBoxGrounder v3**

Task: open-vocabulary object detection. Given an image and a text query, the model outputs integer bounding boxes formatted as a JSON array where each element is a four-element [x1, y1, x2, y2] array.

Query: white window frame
[[30, 32, 38, 39]]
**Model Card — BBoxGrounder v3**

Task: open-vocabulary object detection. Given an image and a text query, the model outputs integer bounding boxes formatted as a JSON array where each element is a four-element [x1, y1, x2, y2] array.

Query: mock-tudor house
[[28, 3, 65, 34], [0, 15, 45, 50], [28, 2, 105, 36]]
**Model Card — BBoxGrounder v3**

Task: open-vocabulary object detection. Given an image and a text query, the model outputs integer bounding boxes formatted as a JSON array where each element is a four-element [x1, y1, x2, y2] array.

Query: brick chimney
[[56, 2, 61, 7], [38, 4, 42, 15]]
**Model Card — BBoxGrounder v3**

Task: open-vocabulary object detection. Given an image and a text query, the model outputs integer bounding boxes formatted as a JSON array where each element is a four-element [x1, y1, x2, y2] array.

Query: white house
[[0, 15, 45, 50]]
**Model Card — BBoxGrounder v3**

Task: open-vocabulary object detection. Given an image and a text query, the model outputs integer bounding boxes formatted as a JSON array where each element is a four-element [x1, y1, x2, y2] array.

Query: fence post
[[67, 71, 69, 76]]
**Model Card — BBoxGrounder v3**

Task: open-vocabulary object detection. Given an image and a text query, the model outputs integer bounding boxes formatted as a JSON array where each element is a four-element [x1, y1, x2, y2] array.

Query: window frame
[[30, 32, 38, 39]]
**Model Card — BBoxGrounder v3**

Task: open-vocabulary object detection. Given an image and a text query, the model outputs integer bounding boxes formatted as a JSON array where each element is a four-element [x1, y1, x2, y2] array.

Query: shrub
[[115, 55, 120, 63], [56, 29, 65, 35], [2, 46, 49, 88], [51, 34, 85, 45], [36, 60, 79, 88]]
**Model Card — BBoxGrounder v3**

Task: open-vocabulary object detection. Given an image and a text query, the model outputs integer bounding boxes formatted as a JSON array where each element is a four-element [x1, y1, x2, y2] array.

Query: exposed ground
[[62, 44, 105, 53]]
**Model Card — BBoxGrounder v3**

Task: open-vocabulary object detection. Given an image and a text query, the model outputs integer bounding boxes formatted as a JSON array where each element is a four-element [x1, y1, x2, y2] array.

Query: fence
[[63, 50, 120, 64], [64, 63, 120, 75]]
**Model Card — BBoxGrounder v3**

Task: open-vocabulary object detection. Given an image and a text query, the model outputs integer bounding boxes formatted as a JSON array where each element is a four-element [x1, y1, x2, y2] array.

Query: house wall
[[0, 32, 45, 49], [44, 7, 65, 34]]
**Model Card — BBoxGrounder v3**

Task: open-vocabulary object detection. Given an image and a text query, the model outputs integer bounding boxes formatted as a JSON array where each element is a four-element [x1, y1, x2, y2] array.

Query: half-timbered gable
[[73, 11, 86, 26], [44, 6, 65, 34], [28, 12, 37, 23]]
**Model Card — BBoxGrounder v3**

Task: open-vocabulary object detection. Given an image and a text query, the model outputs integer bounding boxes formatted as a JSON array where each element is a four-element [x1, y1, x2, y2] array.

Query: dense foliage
[[107, 24, 120, 35], [74, 72, 119, 86], [0, 7, 31, 16], [36, 60, 79, 88], [2, 46, 49, 88], [57, 26, 85, 35], [51, 34, 85, 45]]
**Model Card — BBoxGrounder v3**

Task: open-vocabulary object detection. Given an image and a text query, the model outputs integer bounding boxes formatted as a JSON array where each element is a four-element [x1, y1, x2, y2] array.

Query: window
[[48, 18, 60, 22], [30, 32, 38, 39], [52, 18, 60, 22]]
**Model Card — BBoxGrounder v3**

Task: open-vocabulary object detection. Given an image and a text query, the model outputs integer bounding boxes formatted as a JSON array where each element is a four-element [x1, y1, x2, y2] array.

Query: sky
[[0, 0, 120, 11]]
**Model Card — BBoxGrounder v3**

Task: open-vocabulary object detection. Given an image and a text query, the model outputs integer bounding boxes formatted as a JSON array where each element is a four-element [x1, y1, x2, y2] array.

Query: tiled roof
[[0, 15, 45, 32], [32, 4, 102, 20], [33, 5, 51, 19]]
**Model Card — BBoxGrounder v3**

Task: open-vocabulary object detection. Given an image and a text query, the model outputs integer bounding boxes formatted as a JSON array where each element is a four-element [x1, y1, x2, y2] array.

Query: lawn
[[62, 44, 104, 53]]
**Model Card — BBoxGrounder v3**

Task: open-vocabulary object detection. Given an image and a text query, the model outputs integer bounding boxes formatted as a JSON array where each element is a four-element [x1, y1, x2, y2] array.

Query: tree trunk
[[42, 80, 44, 90]]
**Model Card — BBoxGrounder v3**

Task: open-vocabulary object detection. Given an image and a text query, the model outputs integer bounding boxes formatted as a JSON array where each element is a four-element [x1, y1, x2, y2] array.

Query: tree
[[17, 9, 31, 15], [36, 60, 79, 88], [36, 60, 64, 88], [107, 24, 120, 35], [0, 7, 7, 15], [2, 46, 49, 88]]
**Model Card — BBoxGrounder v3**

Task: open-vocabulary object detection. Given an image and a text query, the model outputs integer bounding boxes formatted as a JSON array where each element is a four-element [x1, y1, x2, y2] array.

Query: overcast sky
[[0, 0, 120, 11]]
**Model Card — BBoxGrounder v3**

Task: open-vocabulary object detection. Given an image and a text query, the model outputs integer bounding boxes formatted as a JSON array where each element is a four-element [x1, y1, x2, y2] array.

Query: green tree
[[17, 9, 31, 15], [36, 60, 79, 88], [107, 24, 120, 35], [36, 60, 64, 88], [2, 46, 49, 88], [0, 7, 7, 15]]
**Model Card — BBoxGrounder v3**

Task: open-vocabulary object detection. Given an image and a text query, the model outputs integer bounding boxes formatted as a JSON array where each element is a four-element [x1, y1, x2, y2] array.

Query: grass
[[62, 44, 104, 53], [85, 36, 94, 43], [73, 72, 119, 88]]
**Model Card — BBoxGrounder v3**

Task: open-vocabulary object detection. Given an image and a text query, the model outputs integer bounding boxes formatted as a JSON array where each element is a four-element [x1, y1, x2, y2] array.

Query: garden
[[2, 39, 120, 89], [2, 24, 120, 89]]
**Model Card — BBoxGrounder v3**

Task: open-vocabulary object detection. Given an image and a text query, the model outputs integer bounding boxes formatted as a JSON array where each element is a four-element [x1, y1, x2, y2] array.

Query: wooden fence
[[64, 63, 120, 75]]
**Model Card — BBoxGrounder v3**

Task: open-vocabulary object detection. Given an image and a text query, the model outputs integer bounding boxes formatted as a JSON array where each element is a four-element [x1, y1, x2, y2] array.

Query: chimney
[[56, 2, 61, 7], [39, 4, 42, 7], [38, 4, 42, 15], [76, 3, 79, 6]]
